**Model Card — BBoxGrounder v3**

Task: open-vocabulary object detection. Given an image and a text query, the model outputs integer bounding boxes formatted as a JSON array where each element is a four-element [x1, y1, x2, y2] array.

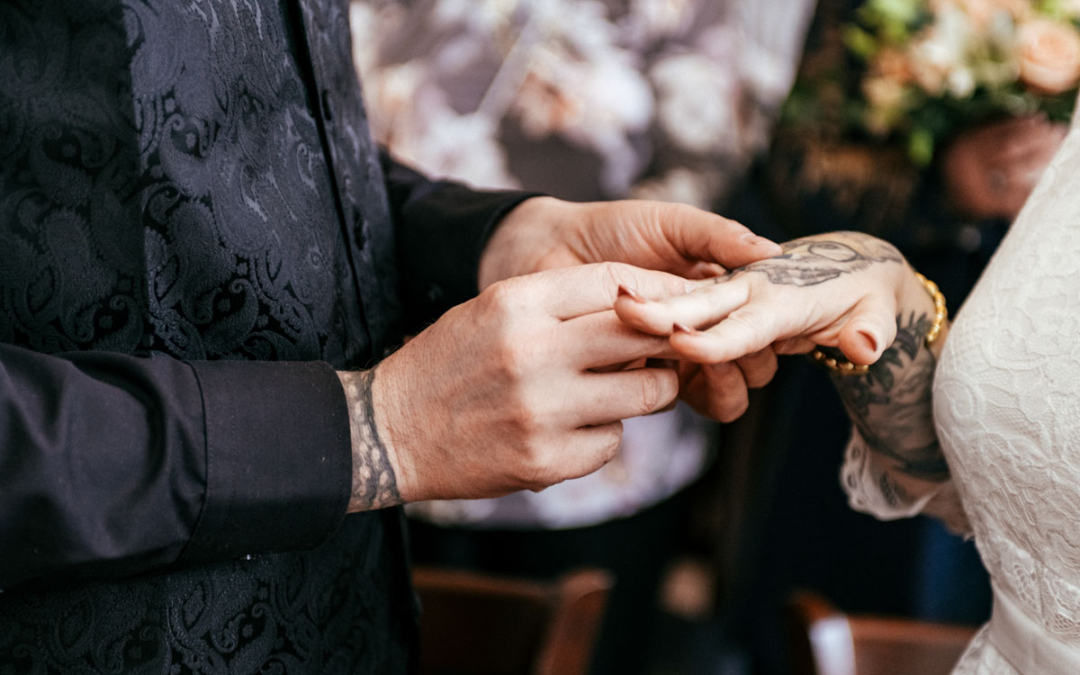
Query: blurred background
[[348, 1, 1079, 673]]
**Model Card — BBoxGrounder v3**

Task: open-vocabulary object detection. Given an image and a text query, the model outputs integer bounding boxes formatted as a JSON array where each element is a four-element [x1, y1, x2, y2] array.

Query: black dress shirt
[[0, 0, 533, 672]]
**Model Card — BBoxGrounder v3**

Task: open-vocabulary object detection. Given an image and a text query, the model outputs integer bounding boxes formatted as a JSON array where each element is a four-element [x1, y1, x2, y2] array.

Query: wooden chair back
[[787, 590, 978, 675], [413, 566, 613, 675]]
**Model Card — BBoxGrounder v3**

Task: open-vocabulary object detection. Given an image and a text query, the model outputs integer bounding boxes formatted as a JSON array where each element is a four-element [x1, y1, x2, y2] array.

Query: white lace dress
[[843, 115, 1080, 674]]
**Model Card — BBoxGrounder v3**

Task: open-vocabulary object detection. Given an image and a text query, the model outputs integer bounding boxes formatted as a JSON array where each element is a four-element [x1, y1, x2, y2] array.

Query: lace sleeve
[[841, 426, 971, 536]]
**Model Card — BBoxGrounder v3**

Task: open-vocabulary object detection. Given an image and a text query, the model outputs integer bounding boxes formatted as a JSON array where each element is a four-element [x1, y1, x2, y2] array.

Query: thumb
[[659, 204, 783, 270], [534, 262, 692, 320], [837, 298, 898, 366]]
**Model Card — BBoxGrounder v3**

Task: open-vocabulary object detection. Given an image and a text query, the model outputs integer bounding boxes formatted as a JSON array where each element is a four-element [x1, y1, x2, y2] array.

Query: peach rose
[[1016, 19, 1080, 94]]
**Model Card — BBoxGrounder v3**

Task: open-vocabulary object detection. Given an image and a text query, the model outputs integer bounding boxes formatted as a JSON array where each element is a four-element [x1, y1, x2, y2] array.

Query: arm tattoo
[[827, 311, 947, 481], [729, 232, 905, 287], [338, 369, 403, 511]]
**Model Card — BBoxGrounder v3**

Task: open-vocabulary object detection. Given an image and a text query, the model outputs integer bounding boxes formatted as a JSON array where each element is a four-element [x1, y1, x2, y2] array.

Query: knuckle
[[742, 352, 778, 388], [519, 447, 558, 490], [493, 332, 544, 382], [481, 278, 532, 319], [494, 341, 526, 380], [636, 371, 674, 414], [599, 261, 632, 293], [507, 396, 542, 436]]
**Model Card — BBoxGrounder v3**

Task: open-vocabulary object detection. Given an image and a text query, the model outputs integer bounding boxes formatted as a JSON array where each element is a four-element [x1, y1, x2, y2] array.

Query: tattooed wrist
[[831, 310, 947, 480], [337, 369, 403, 512]]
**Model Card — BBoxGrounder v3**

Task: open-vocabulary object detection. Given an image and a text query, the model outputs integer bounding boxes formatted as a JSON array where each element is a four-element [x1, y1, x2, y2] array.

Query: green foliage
[[782, 0, 1080, 169]]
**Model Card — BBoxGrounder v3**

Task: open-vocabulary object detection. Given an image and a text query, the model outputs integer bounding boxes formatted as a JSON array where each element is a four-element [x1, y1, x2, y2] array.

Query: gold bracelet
[[809, 270, 947, 376]]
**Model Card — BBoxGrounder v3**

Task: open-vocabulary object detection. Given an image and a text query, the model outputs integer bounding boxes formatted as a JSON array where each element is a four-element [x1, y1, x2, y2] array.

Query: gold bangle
[[809, 270, 948, 376]]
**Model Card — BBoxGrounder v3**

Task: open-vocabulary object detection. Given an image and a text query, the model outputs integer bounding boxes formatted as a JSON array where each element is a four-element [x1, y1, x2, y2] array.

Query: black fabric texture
[[382, 154, 544, 329], [179, 359, 352, 568], [0, 0, 532, 672]]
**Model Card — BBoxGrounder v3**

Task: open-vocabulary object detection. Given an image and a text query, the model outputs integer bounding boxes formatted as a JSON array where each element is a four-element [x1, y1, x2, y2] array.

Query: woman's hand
[[614, 232, 934, 368]]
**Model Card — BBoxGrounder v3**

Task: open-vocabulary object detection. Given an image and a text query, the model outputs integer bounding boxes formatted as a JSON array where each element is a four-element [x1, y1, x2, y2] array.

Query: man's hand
[[478, 197, 782, 288], [339, 263, 693, 510], [478, 197, 784, 422]]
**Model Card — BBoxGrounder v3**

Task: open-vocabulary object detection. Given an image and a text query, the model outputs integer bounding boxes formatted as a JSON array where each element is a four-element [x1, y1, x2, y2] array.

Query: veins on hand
[[338, 369, 402, 512], [729, 232, 905, 287]]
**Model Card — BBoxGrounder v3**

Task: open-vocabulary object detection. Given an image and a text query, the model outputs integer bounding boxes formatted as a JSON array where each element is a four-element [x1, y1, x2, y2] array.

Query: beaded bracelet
[[809, 271, 948, 376]]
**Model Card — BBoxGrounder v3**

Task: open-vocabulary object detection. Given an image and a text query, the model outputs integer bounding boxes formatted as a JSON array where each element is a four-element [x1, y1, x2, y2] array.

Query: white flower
[[650, 53, 739, 154], [533, 0, 621, 62], [622, 0, 696, 45], [909, 6, 975, 96], [395, 107, 520, 190], [430, 0, 520, 35], [947, 65, 978, 97], [512, 51, 654, 194]]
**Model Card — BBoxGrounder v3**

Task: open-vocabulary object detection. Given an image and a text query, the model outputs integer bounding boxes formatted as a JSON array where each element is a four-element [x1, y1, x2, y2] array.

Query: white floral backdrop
[[351, 0, 817, 209]]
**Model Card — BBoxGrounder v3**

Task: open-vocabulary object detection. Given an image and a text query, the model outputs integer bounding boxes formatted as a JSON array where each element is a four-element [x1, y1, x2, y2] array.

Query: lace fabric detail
[[843, 105, 1080, 674], [951, 626, 1020, 675]]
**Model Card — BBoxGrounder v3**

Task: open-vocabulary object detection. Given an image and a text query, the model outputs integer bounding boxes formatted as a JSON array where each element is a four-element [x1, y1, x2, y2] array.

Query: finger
[[682, 261, 727, 280], [560, 310, 680, 369], [590, 357, 649, 374], [568, 367, 679, 426], [520, 262, 692, 320], [734, 347, 778, 389], [837, 296, 898, 365], [614, 277, 751, 336], [668, 304, 784, 364], [534, 422, 624, 488], [773, 337, 816, 355], [657, 204, 783, 269], [681, 362, 750, 422]]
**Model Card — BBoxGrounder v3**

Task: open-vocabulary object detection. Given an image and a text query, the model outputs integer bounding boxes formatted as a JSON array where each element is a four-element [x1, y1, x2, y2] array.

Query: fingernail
[[673, 323, 696, 335], [742, 233, 782, 252], [857, 329, 880, 354], [618, 284, 646, 304]]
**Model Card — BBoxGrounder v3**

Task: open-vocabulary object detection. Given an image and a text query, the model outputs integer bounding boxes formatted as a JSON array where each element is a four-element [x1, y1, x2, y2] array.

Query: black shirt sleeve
[[380, 151, 544, 328], [0, 343, 352, 589]]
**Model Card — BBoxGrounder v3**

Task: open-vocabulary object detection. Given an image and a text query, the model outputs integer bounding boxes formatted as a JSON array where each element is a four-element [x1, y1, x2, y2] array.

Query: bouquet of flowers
[[785, 0, 1080, 166]]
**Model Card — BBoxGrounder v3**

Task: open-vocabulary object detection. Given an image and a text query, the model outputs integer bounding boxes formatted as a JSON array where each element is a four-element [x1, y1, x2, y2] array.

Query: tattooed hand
[[615, 231, 952, 489], [614, 231, 922, 367]]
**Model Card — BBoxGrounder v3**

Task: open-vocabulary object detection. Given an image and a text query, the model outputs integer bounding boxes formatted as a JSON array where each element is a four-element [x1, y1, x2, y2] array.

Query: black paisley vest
[[0, 0, 415, 671]]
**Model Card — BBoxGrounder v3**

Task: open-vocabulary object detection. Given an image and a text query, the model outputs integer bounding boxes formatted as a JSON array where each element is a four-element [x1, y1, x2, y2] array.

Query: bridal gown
[[843, 110, 1080, 673]]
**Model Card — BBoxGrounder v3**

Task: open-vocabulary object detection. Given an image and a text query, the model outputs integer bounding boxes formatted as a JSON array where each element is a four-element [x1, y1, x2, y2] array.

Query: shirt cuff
[[176, 360, 352, 567]]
